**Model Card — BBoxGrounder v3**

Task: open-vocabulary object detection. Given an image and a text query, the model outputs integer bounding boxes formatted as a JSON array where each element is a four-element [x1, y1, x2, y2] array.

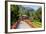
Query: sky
[[23, 5, 41, 10]]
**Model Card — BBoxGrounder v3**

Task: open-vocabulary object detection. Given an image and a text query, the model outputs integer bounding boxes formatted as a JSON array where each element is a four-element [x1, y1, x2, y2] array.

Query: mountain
[[24, 7, 34, 11]]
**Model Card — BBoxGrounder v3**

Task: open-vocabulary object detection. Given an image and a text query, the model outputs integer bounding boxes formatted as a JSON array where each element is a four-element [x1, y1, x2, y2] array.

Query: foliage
[[11, 5, 42, 24], [11, 5, 19, 24], [34, 7, 42, 22]]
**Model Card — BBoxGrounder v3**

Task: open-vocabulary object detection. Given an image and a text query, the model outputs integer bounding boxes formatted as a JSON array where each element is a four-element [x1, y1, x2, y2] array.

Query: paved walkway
[[17, 21, 31, 29]]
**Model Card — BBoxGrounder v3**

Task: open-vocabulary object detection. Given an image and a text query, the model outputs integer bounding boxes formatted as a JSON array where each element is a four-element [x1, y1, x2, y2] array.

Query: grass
[[32, 21, 42, 28]]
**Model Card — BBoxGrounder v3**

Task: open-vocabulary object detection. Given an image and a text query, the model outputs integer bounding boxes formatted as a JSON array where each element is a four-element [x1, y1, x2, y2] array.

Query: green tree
[[11, 5, 19, 24], [35, 7, 42, 22]]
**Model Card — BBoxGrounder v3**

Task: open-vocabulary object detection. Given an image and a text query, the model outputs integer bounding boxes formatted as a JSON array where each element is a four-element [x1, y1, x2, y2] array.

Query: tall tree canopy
[[34, 7, 42, 22], [11, 5, 19, 24]]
